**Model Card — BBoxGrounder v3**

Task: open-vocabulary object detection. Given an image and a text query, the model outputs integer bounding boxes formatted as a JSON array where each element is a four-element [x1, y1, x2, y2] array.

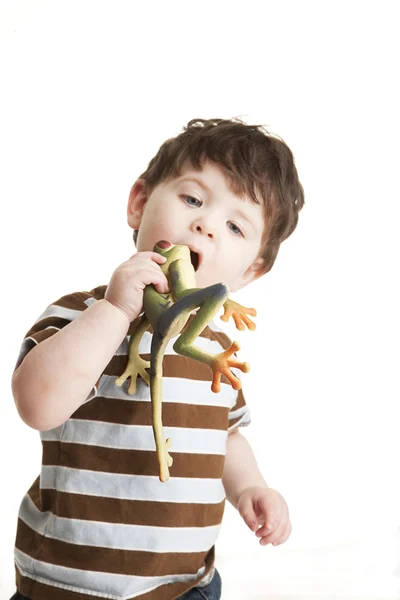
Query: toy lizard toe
[[211, 341, 250, 393], [158, 438, 173, 482], [220, 299, 257, 331], [115, 356, 150, 395]]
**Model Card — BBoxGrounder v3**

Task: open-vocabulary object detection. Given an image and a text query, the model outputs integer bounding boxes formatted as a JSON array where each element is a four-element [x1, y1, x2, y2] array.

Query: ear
[[231, 256, 267, 292], [127, 179, 148, 229]]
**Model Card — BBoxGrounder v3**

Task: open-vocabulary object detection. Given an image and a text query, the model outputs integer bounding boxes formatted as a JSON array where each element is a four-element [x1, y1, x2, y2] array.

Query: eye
[[182, 195, 202, 207], [228, 222, 244, 236]]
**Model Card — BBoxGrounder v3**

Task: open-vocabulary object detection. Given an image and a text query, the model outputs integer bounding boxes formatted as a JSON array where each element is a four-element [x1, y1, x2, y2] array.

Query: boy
[[10, 118, 304, 600]]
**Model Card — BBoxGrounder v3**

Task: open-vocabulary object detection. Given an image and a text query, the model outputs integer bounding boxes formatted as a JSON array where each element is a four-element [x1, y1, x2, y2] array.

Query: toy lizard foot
[[220, 299, 257, 331], [158, 437, 174, 482], [115, 355, 150, 395], [210, 341, 250, 393]]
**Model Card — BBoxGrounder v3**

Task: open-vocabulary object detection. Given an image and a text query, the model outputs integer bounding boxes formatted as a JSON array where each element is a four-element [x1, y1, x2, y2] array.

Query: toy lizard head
[[153, 240, 191, 265]]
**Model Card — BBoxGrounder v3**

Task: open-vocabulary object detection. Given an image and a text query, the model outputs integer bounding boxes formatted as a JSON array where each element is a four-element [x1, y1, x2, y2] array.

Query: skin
[[119, 159, 291, 544]]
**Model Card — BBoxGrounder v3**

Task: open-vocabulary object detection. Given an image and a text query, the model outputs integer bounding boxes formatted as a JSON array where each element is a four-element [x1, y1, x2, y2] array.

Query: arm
[[12, 299, 130, 431], [222, 429, 268, 509], [222, 429, 292, 546]]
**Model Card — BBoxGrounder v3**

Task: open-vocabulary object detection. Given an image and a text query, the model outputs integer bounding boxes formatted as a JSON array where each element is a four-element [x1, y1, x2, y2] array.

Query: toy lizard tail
[[150, 329, 174, 482]]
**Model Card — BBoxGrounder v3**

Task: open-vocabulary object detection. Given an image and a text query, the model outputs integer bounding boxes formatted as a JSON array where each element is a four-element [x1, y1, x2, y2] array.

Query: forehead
[[173, 159, 249, 199]]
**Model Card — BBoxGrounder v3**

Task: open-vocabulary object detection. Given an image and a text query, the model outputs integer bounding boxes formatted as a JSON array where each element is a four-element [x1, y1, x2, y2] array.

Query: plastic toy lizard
[[115, 240, 257, 482]]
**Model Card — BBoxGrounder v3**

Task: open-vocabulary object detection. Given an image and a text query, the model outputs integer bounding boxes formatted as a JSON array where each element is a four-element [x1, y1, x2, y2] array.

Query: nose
[[191, 216, 217, 239]]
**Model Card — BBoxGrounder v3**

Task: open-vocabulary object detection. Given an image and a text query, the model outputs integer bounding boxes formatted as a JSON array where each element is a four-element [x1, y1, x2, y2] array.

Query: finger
[[255, 499, 283, 537], [153, 274, 170, 293], [271, 520, 292, 546], [238, 494, 258, 532], [258, 515, 289, 546], [129, 251, 167, 263], [151, 252, 168, 264], [258, 521, 286, 546], [133, 265, 168, 293]]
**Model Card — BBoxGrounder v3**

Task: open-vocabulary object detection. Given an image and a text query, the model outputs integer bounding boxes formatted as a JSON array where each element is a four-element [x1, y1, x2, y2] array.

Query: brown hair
[[133, 117, 305, 273]]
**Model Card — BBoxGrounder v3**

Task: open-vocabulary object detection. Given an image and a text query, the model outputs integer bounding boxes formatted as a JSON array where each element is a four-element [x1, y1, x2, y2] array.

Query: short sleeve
[[13, 291, 103, 404], [227, 372, 251, 432]]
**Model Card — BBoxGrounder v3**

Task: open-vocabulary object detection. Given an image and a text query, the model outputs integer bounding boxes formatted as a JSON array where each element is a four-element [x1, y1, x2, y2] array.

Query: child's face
[[127, 160, 266, 292]]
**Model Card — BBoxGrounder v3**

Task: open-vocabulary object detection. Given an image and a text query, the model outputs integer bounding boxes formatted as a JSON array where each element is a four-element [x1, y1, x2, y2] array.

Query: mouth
[[189, 250, 200, 272]]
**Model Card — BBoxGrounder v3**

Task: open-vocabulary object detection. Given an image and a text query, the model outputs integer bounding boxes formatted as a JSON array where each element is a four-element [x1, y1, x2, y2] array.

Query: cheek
[[142, 206, 172, 236]]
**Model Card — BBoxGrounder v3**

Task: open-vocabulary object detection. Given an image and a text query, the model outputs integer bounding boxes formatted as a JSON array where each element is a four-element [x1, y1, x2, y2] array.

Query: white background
[[0, 1, 399, 598]]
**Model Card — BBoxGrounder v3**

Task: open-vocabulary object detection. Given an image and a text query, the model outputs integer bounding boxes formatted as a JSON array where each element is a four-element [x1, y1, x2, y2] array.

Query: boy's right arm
[[12, 251, 169, 431]]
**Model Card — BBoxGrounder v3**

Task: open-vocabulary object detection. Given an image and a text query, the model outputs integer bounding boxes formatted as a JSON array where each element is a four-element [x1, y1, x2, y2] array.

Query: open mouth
[[190, 250, 200, 271]]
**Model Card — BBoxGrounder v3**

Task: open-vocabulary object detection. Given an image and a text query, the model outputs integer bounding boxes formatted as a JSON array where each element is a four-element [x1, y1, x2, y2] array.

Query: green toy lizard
[[115, 240, 257, 482]]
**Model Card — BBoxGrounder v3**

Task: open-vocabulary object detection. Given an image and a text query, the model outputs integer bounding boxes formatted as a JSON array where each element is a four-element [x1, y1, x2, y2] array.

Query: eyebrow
[[176, 176, 211, 195], [177, 176, 258, 233]]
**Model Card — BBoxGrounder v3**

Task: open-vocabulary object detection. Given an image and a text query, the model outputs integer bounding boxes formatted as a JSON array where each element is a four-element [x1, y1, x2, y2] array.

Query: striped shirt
[[12, 285, 251, 600]]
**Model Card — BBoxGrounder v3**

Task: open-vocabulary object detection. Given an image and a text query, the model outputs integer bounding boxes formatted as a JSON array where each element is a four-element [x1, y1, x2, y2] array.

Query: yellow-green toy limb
[[115, 241, 257, 482]]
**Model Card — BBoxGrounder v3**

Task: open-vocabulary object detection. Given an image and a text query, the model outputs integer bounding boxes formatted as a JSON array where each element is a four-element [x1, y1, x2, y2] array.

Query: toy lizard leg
[[160, 283, 249, 393], [115, 313, 150, 395]]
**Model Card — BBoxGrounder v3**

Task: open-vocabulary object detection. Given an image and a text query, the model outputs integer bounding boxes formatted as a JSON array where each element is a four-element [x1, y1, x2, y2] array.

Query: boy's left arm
[[222, 429, 292, 546]]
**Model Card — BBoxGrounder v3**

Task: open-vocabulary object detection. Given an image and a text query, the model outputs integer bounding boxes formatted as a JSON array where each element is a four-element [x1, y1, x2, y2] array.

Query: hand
[[237, 486, 291, 546], [105, 251, 170, 323]]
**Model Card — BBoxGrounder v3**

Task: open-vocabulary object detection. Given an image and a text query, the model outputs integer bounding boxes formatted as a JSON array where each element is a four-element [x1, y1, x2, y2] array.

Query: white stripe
[[208, 318, 228, 334], [228, 405, 250, 421], [39, 466, 226, 503], [85, 297, 97, 307], [34, 303, 83, 324], [97, 375, 237, 408], [41, 419, 228, 454], [15, 548, 209, 599], [19, 494, 221, 552], [228, 416, 251, 432]]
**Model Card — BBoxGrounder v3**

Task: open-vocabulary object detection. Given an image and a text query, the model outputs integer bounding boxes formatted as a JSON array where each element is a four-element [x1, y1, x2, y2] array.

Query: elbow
[[12, 368, 58, 431], [15, 402, 60, 432], [13, 393, 51, 431]]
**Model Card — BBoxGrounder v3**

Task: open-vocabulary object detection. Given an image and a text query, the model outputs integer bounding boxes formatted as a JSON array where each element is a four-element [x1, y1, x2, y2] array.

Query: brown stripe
[[229, 415, 250, 428], [229, 389, 250, 427], [24, 316, 72, 339], [28, 484, 225, 526], [72, 396, 228, 429], [22, 291, 93, 339], [231, 387, 246, 411], [42, 440, 226, 479], [16, 546, 214, 600], [202, 325, 232, 350], [16, 519, 212, 577], [27, 327, 59, 344], [53, 291, 93, 310]]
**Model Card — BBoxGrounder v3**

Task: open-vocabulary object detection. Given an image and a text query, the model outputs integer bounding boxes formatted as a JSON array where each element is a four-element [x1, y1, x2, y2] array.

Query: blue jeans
[[177, 567, 222, 599], [10, 568, 222, 600]]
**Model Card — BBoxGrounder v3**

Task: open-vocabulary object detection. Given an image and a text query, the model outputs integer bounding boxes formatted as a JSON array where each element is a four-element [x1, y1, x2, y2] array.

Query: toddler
[[10, 118, 305, 600]]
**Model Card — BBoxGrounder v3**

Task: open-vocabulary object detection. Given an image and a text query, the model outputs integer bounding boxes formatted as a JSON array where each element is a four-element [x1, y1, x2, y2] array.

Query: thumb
[[237, 492, 258, 532]]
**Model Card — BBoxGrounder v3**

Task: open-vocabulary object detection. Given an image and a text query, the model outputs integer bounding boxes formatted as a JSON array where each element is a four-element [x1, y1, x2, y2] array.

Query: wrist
[[102, 298, 133, 326], [236, 484, 269, 506]]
